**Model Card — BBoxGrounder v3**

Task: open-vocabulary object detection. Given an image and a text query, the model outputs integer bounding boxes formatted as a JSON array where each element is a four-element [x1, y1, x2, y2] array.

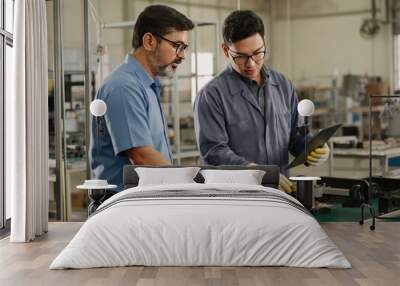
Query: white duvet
[[50, 183, 351, 269]]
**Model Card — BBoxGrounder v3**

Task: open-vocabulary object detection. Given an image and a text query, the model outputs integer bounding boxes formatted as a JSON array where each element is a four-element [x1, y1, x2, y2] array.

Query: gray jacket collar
[[225, 65, 279, 95]]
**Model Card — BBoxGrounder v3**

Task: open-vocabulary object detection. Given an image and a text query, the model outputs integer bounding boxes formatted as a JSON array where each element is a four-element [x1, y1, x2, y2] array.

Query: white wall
[[58, 0, 393, 84], [62, 0, 85, 71], [269, 0, 392, 86]]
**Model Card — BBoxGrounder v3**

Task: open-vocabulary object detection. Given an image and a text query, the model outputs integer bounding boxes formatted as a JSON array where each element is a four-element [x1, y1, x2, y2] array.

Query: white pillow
[[135, 167, 200, 186], [200, 169, 266, 185]]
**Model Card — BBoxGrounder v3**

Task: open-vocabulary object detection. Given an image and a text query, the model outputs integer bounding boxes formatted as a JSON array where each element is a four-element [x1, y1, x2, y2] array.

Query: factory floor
[[292, 157, 400, 222], [1, 222, 399, 286]]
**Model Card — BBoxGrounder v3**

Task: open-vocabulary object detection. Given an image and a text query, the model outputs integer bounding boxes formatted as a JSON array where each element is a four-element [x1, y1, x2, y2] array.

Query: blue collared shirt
[[90, 54, 172, 191]]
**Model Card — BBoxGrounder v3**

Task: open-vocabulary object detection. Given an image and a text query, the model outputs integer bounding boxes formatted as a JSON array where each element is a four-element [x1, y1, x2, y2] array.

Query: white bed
[[50, 182, 351, 269]]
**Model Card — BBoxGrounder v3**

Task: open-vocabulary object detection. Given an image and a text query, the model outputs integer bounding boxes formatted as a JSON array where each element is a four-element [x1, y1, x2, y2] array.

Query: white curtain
[[7, 0, 49, 242]]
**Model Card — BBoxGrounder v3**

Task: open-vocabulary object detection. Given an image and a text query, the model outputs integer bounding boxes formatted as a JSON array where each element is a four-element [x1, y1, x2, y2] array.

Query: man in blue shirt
[[90, 5, 194, 192]]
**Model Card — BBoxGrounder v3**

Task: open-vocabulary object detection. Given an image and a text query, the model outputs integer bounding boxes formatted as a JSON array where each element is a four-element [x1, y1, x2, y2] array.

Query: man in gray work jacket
[[194, 10, 330, 193]]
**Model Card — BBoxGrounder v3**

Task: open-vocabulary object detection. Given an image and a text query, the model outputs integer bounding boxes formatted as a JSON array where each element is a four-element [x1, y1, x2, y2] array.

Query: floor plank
[[0, 222, 399, 286]]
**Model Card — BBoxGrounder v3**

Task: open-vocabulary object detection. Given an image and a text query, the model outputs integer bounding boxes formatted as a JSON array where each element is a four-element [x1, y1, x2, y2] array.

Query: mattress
[[50, 183, 351, 269]]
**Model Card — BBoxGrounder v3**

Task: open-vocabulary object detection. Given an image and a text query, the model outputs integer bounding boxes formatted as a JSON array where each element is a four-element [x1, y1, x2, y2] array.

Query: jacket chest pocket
[[226, 119, 253, 151], [274, 111, 291, 147], [227, 119, 251, 135], [225, 92, 259, 125], [225, 105, 254, 125]]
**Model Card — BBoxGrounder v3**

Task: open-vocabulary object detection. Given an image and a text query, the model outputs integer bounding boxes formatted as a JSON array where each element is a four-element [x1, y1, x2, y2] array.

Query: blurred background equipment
[[39, 0, 400, 224]]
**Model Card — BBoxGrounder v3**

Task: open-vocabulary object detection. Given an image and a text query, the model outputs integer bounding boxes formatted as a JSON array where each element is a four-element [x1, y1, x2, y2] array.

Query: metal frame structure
[[49, 0, 91, 221], [84, 0, 91, 179], [53, 0, 68, 220], [0, 0, 13, 231], [359, 94, 400, 230], [174, 21, 219, 164], [49, 0, 97, 221], [0, 0, 5, 230]]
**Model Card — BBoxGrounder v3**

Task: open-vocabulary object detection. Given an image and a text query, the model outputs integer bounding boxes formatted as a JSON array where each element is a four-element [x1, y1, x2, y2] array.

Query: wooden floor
[[0, 222, 399, 286]]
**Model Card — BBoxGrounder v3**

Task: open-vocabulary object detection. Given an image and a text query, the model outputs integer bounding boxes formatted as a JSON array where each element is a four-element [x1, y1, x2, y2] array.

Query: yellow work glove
[[306, 143, 330, 166], [248, 163, 294, 194], [279, 173, 294, 194]]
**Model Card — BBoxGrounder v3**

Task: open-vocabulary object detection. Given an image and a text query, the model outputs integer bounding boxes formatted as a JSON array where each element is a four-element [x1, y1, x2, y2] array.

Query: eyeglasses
[[154, 34, 189, 55], [228, 47, 266, 65]]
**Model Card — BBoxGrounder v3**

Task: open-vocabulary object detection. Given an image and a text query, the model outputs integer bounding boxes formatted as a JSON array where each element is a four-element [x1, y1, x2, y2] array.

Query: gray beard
[[158, 65, 175, 77], [149, 49, 176, 77]]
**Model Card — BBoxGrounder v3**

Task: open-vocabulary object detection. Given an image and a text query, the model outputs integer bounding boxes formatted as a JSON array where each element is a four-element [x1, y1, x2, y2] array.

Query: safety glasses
[[154, 34, 189, 55], [228, 47, 266, 65]]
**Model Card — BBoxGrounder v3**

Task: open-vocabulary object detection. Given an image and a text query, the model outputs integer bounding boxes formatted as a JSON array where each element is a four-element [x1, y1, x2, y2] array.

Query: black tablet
[[287, 123, 342, 169]]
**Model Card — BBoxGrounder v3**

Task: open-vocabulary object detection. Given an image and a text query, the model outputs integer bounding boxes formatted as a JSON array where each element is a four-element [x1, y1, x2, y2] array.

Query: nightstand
[[77, 180, 117, 216]]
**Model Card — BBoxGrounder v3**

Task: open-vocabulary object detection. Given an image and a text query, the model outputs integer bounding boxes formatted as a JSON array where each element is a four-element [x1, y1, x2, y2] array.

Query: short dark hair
[[223, 10, 264, 44], [132, 5, 194, 49]]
